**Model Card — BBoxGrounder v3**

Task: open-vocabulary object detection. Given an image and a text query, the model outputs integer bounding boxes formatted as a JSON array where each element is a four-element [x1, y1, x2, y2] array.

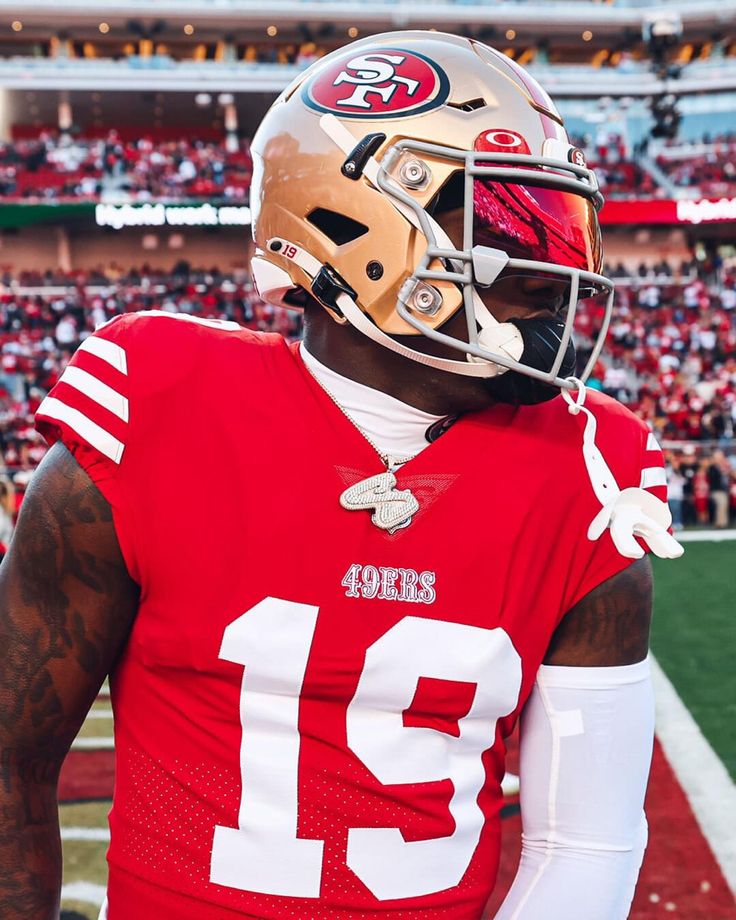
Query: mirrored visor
[[473, 172, 603, 276]]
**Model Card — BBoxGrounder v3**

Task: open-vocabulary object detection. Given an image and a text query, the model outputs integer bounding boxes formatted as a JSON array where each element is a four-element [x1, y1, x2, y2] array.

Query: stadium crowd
[[573, 130, 736, 198], [0, 259, 733, 536], [653, 134, 736, 197], [0, 131, 253, 202], [4, 128, 736, 202]]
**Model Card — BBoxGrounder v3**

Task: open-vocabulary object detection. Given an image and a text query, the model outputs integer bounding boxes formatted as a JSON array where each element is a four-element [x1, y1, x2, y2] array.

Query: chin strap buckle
[[311, 264, 357, 316]]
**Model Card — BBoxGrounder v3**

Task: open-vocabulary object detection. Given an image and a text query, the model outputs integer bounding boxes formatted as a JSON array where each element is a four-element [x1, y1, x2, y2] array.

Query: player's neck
[[300, 344, 444, 462], [302, 308, 493, 416]]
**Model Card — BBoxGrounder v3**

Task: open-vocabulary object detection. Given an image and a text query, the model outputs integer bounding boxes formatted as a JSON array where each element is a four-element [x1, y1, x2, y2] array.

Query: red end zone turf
[[59, 740, 735, 918]]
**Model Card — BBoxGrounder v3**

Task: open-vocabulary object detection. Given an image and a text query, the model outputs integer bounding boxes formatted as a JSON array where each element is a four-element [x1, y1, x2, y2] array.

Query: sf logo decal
[[333, 54, 420, 110], [304, 47, 450, 119]]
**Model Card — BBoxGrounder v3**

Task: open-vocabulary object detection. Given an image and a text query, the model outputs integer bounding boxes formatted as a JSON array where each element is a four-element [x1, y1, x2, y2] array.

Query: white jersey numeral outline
[[210, 596, 522, 900]]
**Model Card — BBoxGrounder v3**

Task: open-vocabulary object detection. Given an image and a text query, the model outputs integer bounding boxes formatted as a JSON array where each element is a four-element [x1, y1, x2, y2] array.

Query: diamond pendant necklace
[[304, 365, 421, 534]]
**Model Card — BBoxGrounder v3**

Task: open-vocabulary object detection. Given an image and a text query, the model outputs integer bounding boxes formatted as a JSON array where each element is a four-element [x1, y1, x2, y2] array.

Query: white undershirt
[[300, 343, 445, 464]]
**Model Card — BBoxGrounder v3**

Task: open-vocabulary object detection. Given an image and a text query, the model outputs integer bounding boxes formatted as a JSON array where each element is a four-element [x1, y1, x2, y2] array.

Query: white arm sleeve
[[494, 656, 654, 920]]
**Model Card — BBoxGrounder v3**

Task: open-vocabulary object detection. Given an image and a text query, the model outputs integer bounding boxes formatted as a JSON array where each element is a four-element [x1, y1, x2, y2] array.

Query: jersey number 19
[[210, 596, 522, 900]]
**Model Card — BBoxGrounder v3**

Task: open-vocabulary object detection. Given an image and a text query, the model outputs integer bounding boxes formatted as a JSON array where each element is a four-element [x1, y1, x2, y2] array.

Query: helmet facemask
[[371, 137, 615, 391]]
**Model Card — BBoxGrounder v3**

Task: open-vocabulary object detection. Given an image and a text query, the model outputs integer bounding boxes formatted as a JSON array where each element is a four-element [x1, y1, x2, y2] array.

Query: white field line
[[61, 827, 110, 842], [61, 880, 107, 907], [651, 656, 736, 895], [677, 529, 736, 542], [85, 709, 113, 720], [71, 737, 115, 750]]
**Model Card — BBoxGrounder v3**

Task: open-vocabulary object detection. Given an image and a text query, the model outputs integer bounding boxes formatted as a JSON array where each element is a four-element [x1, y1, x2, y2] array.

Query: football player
[[0, 31, 681, 920]]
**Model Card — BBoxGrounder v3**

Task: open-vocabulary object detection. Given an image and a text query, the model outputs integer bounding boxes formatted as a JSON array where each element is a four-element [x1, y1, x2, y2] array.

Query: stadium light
[[11, 20, 22, 32], [643, 11, 683, 71], [99, 23, 110, 35]]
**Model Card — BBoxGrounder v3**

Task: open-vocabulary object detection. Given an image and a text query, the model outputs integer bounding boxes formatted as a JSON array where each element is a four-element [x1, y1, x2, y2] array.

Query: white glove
[[588, 487, 685, 560]]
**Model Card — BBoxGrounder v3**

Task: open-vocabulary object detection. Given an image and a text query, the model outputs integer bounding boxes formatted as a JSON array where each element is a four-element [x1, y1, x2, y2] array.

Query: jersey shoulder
[[579, 388, 650, 430], [94, 310, 283, 385], [513, 388, 663, 497], [528, 387, 648, 430], [34, 311, 289, 479], [520, 388, 651, 454]]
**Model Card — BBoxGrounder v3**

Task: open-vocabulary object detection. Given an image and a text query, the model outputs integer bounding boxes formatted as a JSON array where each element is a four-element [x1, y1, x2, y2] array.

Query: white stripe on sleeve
[[78, 336, 128, 375], [58, 366, 129, 422], [645, 432, 660, 452], [640, 467, 667, 489], [38, 396, 125, 464]]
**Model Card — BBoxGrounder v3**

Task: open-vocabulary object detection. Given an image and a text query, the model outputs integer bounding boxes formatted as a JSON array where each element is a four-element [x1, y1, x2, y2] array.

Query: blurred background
[[0, 1, 732, 918]]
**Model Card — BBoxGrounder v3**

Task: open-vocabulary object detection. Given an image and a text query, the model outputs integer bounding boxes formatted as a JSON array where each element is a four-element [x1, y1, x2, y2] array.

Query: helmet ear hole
[[306, 208, 369, 246]]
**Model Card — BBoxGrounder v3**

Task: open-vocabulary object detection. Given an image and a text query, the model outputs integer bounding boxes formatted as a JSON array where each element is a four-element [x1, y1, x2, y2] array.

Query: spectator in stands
[[707, 450, 731, 528], [665, 453, 686, 531], [692, 461, 711, 525]]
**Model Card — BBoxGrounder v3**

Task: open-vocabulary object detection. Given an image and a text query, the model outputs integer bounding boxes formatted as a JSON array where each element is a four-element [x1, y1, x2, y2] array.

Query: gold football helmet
[[250, 31, 614, 389]]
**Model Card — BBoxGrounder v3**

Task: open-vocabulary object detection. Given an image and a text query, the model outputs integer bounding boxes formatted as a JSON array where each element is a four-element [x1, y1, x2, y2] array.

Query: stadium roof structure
[[0, 0, 731, 37], [1, 50, 735, 97]]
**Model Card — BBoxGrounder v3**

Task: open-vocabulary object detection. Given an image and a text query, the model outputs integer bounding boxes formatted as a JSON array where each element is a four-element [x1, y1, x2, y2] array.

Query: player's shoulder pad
[[520, 388, 658, 491], [93, 309, 264, 383], [574, 389, 666, 497], [522, 388, 649, 447], [581, 388, 650, 435], [35, 311, 279, 469]]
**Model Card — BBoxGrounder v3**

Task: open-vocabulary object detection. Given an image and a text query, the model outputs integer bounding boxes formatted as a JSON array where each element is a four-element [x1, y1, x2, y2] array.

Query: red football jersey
[[36, 312, 664, 919]]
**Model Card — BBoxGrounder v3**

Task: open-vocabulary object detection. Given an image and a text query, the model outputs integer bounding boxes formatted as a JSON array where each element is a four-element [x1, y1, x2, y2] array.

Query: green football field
[[57, 538, 735, 919], [651, 540, 736, 781]]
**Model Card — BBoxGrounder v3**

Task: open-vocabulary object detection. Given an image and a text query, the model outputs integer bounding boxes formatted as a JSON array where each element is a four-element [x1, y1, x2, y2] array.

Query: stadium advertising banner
[[0, 203, 252, 230], [0, 200, 733, 230], [95, 203, 252, 230], [600, 197, 736, 225]]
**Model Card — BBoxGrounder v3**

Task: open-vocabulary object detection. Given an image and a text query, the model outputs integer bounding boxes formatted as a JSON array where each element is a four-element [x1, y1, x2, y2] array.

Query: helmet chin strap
[[268, 234, 501, 377], [335, 289, 502, 378]]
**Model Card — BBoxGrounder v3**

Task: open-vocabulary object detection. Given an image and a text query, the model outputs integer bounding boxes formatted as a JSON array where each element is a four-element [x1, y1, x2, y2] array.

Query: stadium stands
[[0, 262, 731, 527], [0, 132, 252, 202], [654, 134, 736, 196], [6, 128, 736, 202]]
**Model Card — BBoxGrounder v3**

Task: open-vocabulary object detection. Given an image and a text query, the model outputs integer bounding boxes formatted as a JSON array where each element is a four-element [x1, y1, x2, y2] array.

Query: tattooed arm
[[544, 556, 653, 666], [0, 443, 139, 920], [494, 561, 654, 919]]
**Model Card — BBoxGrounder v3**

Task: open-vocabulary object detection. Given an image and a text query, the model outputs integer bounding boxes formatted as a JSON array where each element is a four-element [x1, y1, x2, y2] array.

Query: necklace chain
[[302, 356, 422, 533], [304, 364, 421, 470]]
